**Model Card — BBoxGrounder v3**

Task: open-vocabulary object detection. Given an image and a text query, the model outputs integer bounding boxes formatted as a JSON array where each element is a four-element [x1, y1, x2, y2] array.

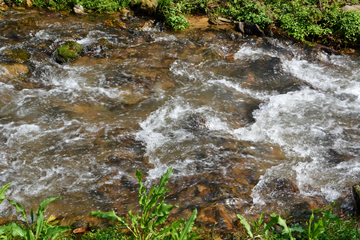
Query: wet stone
[[103, 19, 126, 29], [55, 41, 83, 64], [0, 63, 29, 83], [326, 149, 353, 165], [20, 17, 39, 27], [184, 113, 207, 131], [197, 205, 238, 231], [2, 49, 30, 62]]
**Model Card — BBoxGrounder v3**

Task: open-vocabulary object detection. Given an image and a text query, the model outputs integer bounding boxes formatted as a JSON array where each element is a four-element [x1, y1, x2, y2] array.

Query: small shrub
[[0, 182, 71, 240], [91, 167, 198, 240]]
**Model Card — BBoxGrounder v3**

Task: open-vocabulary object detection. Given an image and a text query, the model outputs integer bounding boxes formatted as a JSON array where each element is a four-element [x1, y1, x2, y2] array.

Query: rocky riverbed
[[0, 8, 360, 232]]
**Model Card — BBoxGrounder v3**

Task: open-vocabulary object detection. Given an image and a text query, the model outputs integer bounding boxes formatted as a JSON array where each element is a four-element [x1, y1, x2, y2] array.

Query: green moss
[[3, 49, 30, 62], [56, 41, 83, 63]]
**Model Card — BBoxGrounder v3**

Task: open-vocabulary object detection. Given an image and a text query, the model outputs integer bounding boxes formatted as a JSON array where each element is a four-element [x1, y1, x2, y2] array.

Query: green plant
[[78, 225, 125, 240], [0, 182, 71, 240], [238, 212, 294, 240], [91, 167, 198, 240]]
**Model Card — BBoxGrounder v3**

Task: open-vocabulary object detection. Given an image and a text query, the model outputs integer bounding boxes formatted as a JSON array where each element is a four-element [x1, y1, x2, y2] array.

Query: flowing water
[[1, 9, 360, 227]]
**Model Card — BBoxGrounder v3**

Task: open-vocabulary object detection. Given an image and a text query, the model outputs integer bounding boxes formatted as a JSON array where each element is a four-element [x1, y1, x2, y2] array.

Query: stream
[[1, 9, 360, 230]]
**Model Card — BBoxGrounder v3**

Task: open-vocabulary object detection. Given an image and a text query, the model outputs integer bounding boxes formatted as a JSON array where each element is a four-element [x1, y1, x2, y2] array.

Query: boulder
[[264, 24, 275, 37], [103, 19, 126, 29], [24, 0, 32, 8], [236, 22, 245, 34], [0, 63, 29, 83], [353, 184, 360, 214], [20, 17, 39, 27], [197, 205, 238, 231], [244, 21, 265, 37], [3, 49, 30, 62], [55, 41, 83, 64], [135, 0, 158, 15], [0, 0, 9, 11], [342, 5, 360, 11], [74, 4, 85, 15]]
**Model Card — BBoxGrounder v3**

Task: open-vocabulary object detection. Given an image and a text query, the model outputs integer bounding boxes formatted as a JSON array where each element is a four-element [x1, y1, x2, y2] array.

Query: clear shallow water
[[0, 10, 360, 222]]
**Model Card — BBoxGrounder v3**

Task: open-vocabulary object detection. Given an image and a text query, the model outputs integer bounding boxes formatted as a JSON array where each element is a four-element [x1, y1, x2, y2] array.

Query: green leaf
[[179, 209, 197, 240], [91, 210, 124, 223], [36, 196, 62, 217], [10, 223, 27, 239], [237, 214, 253, 238], [7, 199, 28, 224], [0, 224, 12, 235], [263, 216, 278, 232], [291, 225, 306, 233], [312, 218, 325, 239], [26, 228, 35, 240], [269, 213, 294, 240], [35, 211, 44, 239], [154, 203, 175, 225], [30, 208, 34, 225], [0, 183, 11, 205], [42, 226, 72, 240]]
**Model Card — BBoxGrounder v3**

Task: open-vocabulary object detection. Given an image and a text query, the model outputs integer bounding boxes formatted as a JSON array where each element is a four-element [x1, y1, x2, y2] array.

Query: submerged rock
[[0, 63, 29, 83], [55, 41, 83, 64], [3, 49, 30, 62], [197, 205, 237, 231], [184, 113, 207, 131], [103, 19, 126, 29], [20, 17, 39, 27], [0, 0, 9, 11]]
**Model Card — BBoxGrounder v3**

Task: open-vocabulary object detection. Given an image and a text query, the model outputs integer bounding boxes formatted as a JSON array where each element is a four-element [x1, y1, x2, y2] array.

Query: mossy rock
[[55, 41, 83, 64], [98, 38, 113, 49], [3, 49, 30, 62], [103, 19, 126, 28], [20, 17, 39, 27]]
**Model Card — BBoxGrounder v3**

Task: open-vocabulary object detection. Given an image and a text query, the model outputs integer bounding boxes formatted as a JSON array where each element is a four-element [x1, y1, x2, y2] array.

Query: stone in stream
[[20, 17, 39, 27], [0, 0, 9, 11], [2, 49, 30, 63], [235, 22, 245, 34], [264, 24, 275, 37], [103, 19, 126, 29], [326, 149, 353, 165], [184, 113, 207, 131], [244, 21, 265, 36], [54, 41, 83, 64], [197, 205, 238, 231], [0, 63, 29, 83]]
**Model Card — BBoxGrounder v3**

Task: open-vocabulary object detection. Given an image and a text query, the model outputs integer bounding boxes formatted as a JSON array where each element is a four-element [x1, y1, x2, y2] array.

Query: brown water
[[1, 9, 360, 229]]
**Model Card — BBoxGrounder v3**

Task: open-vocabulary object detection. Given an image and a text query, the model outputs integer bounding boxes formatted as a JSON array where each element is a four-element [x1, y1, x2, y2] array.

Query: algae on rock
[[3, 49, 30, 62], [55, 41, 83, 64]]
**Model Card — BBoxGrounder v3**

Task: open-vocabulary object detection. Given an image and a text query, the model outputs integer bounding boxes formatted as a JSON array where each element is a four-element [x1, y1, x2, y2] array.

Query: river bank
[[2, 0, 360, 50]]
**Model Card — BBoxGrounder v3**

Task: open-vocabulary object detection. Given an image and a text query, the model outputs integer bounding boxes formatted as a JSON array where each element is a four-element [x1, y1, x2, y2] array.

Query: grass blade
[[7, 199, 28, 225]]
